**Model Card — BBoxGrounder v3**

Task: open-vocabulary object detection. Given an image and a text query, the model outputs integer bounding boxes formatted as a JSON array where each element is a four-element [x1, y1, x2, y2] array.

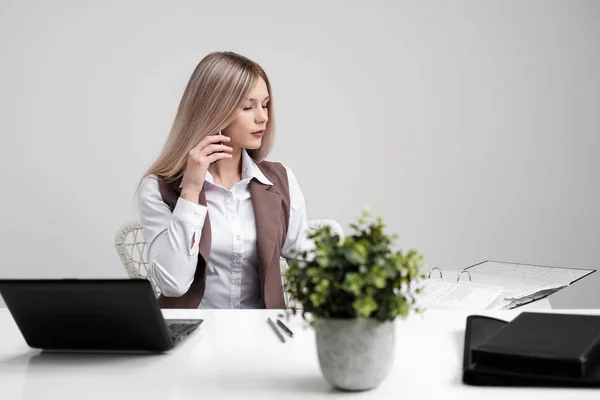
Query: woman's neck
[[208, 147, 243, 189]]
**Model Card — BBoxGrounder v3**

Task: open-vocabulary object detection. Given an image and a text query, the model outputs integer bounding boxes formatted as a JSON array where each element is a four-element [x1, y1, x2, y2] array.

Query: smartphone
[[213, 130, 224, 163]]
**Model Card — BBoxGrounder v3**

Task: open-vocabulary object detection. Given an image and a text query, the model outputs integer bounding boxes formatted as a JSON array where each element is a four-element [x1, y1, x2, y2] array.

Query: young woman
[[137, 51, 313, 309]]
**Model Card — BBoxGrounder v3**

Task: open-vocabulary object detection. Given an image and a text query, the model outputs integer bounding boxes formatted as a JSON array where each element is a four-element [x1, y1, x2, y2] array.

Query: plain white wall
[[0, 0, 598, 308]]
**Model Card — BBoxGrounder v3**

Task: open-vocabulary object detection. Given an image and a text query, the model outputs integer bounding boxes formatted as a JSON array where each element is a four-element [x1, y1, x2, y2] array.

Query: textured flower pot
[[315, 318, 395, 391]]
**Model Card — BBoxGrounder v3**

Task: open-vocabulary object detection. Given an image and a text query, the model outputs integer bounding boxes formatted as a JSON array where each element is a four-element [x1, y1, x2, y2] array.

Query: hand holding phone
[[180, 134, 233, 200]]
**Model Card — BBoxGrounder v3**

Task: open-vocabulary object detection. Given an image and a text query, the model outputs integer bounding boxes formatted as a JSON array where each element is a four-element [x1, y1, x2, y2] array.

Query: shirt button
[[233, 302, 240, 308], [236, 235, 241, 241], [233, 280, 241, 286], [230, 215, 237, 220], [226, 192, 232, 197]]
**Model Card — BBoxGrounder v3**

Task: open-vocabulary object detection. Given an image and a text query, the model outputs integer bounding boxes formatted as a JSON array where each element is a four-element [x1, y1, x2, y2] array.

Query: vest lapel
[[249, 179, 282, 293]]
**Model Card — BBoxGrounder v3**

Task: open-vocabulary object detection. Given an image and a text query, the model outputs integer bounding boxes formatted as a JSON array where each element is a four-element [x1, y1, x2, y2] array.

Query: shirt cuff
[[172, 197, 207, 228]]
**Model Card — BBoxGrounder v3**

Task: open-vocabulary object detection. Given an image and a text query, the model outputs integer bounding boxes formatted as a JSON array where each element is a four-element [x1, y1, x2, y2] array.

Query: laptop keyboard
[[167, 322, 200, 342]]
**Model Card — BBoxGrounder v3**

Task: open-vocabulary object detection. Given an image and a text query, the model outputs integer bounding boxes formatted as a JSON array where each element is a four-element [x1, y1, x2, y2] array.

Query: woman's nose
[[256, 108, 268, 124]]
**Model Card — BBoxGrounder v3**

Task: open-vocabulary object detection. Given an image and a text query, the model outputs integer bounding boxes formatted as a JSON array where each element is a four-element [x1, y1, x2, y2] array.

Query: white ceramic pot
[[315, 318, 395, 391]]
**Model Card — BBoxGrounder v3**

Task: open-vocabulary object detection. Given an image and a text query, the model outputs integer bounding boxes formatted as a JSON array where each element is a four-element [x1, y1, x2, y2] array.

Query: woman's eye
[[243, 106, 252, 110], [262, 105, 268, 109]]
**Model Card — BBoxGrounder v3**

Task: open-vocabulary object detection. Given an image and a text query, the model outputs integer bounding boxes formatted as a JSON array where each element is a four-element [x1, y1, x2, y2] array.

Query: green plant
[[283, 207, 426, 325]]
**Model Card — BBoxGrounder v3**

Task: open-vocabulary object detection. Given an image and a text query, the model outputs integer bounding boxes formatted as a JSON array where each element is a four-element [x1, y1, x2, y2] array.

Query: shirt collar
[[241, 148, 273, 185], [178, 148, 273, 188]]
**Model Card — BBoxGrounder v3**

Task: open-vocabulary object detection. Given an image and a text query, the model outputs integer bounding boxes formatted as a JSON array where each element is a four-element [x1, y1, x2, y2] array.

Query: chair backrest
[[114, 219, 345, 304], [114, 220, 161, 297]]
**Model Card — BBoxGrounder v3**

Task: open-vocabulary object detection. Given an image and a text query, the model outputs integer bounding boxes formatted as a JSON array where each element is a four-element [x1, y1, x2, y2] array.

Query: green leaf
[[310, 293, 325, 307], [342, 273, 363, 296], [353, 296, 378, 318]]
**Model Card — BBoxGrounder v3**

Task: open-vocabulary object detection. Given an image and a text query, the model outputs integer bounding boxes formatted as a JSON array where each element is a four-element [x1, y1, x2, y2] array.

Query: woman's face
[[223, 77, 270, 150]]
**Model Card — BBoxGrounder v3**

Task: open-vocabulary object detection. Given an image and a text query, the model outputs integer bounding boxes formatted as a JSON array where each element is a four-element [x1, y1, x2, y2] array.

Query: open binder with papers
[[417, 260, 596, 310]]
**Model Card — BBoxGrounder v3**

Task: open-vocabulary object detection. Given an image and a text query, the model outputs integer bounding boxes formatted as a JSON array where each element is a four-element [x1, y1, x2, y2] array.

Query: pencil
[[267, 317, 285, 343], [276, 319, 294, 337]]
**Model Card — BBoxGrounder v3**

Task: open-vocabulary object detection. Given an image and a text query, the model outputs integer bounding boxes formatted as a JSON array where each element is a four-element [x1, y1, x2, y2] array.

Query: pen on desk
[[276, 319, 294, 337], [267, 317, 285, 343]]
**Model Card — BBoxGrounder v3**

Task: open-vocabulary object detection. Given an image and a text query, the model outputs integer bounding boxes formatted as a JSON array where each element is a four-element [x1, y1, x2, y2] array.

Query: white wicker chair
[[114, 219, 344, 306], [114, 220, 161, 298]]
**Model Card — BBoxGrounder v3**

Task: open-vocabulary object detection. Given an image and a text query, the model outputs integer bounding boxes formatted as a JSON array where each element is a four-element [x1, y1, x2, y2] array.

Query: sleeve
[[138, 175, 208, 297]]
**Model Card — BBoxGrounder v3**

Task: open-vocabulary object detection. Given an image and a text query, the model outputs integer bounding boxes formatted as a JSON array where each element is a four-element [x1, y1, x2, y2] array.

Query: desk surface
[[0, 307, 597, 400]]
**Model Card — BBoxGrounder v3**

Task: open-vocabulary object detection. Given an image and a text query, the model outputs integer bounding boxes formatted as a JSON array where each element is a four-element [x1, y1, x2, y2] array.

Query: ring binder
[[457, 270, 472, 283], [427, 267, 443, 279], [422, 260, 596, 310], [420, 267, 505, 310], [426, 267, 471, 282]]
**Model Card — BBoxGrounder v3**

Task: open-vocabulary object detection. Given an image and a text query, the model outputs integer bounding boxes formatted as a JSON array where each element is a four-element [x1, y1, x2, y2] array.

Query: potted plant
[[283, 207, 425, 391]]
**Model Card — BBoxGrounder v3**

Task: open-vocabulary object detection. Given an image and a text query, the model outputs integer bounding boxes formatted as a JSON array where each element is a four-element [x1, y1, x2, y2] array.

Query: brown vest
[[156, 161, 290, 309]]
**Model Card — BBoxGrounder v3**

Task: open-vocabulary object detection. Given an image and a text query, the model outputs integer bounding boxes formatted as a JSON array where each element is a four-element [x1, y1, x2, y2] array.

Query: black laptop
[[0, 279, 202, 352]]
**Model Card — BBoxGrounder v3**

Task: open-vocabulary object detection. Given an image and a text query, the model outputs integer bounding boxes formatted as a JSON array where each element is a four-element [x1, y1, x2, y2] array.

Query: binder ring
[[428, 267, 443, 279], [457, 270, 472, 282]]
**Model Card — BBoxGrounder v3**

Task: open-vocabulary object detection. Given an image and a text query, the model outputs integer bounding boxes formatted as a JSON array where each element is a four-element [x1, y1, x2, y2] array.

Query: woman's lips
[[251, 130, 265, 137]]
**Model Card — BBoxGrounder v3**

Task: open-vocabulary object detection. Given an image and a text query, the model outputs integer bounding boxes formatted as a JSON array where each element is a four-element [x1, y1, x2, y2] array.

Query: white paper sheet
[[417, 279, 505, 310]]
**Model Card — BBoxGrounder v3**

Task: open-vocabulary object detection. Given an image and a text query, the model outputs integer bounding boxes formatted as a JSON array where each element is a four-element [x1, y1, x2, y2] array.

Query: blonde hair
[[138, 51, 275, 189]]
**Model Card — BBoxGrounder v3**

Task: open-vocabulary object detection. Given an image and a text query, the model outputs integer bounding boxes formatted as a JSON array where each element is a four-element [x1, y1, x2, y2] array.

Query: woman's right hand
[[180, 135, 233, 203]]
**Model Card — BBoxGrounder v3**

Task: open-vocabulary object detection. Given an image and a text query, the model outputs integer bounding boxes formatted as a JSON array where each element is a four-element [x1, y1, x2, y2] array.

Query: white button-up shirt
[[138, 149, 313, 309]]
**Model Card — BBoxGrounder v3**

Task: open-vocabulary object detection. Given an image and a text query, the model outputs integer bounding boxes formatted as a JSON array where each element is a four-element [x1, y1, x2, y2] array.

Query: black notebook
[[463, 314, 600, 387]]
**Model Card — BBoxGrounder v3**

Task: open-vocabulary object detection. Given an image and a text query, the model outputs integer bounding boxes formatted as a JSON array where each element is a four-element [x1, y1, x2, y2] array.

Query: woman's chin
[[244, 139, 263, 150]]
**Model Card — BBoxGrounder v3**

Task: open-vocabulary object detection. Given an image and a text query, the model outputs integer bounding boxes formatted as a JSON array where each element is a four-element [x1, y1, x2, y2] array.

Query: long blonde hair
[[139, 51, 275, 189]]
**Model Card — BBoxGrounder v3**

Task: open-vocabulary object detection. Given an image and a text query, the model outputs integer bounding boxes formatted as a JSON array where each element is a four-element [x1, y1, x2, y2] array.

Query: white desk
[[0, 307, 598, 399], [0, 294, 557, 311]]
